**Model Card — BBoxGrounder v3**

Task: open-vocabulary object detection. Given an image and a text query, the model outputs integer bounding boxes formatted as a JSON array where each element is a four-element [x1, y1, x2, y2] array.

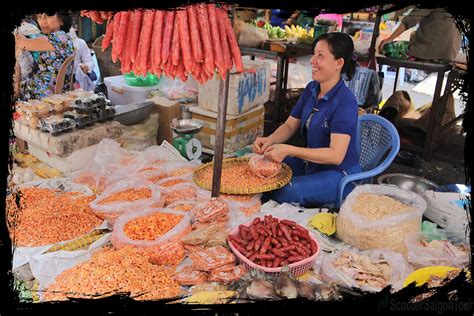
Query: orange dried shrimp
[[199, 165, 278, 189], [6, 188, 101, 247], [97, 188, 151, 205], [248, 155, 282, 179], [124, 213, 183, 241], [43, 246, 182, 301]]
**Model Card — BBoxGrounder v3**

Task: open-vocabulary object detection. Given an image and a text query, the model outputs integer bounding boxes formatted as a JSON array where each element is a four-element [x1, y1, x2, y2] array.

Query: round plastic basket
[[227, 218, 321, 276]]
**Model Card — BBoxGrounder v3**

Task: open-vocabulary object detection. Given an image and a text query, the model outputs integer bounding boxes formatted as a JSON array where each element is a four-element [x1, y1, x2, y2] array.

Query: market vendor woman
[[254, 32, 362, 207]]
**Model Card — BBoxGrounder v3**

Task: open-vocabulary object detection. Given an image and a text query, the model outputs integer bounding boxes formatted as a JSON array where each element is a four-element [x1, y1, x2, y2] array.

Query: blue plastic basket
[[344, 67, 374, 106]]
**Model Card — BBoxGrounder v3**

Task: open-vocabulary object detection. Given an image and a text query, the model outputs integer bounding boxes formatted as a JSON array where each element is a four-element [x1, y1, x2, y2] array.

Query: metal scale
[[170, 119, 204, 160]]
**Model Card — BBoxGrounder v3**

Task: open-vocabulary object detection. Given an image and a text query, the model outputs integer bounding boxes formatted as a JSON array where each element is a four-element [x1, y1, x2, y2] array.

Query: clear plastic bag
[[160, 182, 199, 207], [158, 75, 198, 100], [164, 161, 201, 177], [181, 223, 228, 247], [248, 155, 281, 179], [336, 184, 426, 254], [405, 233, 470, 269], [111, 208, 191, 249], [89, 178, 161, 224], [167, 199, 202, 213], [321, 247, 413, 292]]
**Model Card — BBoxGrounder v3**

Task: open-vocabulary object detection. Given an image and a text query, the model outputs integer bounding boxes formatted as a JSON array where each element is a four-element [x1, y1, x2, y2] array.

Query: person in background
[[253, 32, 362, 207], [378, 8, 462, 62], [15, 12, 75, 100], [69, 24, 97, 91]]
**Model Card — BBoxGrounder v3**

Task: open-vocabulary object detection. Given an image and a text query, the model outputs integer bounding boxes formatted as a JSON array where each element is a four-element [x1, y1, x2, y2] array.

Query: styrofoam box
[[28, 143, 99, 174], [189, 105, 264, 154], [104, 75, 160, 106], [198, 60, 270, 116]]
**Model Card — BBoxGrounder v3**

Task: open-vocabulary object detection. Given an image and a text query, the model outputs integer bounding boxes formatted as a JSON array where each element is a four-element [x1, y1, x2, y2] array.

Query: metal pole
[[211, 72, 230, 197]]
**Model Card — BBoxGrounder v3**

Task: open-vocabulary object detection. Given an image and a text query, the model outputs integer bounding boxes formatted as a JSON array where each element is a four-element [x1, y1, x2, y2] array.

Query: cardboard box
[[152, 96, 182, 145], [189, 105, 264, 154], [198, 60, 270, 116]]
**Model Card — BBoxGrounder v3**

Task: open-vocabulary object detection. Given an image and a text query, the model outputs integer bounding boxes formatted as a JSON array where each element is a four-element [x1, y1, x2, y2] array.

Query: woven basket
[[228, 218, 321, 276], [92, 35, 122, 78], [193, 157, 292, 194]]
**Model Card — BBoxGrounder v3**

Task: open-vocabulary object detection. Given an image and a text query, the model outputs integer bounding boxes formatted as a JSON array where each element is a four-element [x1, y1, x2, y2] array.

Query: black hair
[[312, 32, 357, 80], [55, 12, 72, 32]]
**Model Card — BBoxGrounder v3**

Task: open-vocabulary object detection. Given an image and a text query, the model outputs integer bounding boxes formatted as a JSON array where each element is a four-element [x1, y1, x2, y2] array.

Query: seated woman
[[253, 32, 362, 207], [16, 12, 74, 100]]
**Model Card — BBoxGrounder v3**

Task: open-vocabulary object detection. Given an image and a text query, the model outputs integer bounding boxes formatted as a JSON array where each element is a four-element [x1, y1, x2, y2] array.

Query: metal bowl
[[377, 173, 438, 194], [114, 101, 154, 126], [170, 119, 203, 135]]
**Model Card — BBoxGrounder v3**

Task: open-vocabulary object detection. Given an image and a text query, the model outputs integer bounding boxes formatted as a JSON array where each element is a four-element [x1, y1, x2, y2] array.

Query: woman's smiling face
[[310, 39, 343, 83]]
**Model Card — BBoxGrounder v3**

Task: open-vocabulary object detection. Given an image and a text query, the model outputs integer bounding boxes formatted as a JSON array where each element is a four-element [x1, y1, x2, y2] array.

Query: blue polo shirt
[[290, 79, 360, 174]]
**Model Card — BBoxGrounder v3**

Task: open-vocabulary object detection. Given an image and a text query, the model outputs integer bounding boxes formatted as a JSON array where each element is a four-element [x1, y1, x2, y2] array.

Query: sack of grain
[[336, 184, 426, 255]]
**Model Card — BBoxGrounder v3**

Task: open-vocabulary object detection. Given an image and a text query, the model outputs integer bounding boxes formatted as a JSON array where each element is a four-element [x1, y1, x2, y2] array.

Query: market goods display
[[191, 198, 230, 229], [228, 215, 320, 274], [111, 209, 191, 249], [182, 223, 228, 247], [193, 157, 292, 194], [336, 185, 426, 255], [410, 268, 462, 302], [220, 193, 262, 216], [284, 25, 314, 43], [80, 10, 113, 24], [98, 5, 243, 83], [321, 248, 413, 292], [89, 178, 160, 223], [248, 155, 282, 179], [6, 187, 101, 247], [43, 246, 182, 301], [161, 183, 198, 207], [167, 200, 201, 212], [405, 234, 470, 269]]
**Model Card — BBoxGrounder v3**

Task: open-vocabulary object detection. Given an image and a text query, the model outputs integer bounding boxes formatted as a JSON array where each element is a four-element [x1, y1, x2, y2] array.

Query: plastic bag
[[321, 247, 413, 292], [111, 208, 191, 250], [164, 160, 201, 177], [123, 71, 160, 87], [155, 175, 192, 190], [182, 223, 228, 247], [336, 184, 426, 255], [248, 155, 281, 179], [189, 246, 236, 272], [89, 178, 161, 224], [160, 182, 199, 207], [167, 199, 202, 213], [237, 20, 269, 48], [174, 266, 208, 286], [405, 233, 470, 269], [191, 198, 230, 229], [158, 75, 198, 100]]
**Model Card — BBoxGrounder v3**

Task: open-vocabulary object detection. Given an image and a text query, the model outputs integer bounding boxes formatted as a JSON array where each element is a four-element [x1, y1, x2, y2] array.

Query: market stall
[[8, 4, 471, 307]]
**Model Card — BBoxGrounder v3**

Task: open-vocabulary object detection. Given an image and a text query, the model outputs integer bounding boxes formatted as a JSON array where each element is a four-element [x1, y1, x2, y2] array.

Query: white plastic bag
[[29, 233, 111, 289], [422, 190, 469, 229], [158, 75, 198, 100], [111, 208, 191, 249], [321, 247, 413, 292], [89, 178, 161, 224], [405, 233, 470, 269], [336, 184, 426, 254]]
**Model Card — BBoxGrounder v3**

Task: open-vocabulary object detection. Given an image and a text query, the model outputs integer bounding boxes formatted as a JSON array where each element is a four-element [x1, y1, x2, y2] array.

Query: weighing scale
[[170, 119, 204, 160]]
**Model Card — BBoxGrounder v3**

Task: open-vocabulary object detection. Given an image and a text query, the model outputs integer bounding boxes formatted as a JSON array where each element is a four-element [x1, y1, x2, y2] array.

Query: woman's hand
[[264, 144, 291, 162], [253, 136, 273, 154], [378, 38, 392, 54]]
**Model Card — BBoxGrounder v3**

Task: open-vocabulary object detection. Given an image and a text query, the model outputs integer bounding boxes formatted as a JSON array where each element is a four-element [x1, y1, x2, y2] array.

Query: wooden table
[[376, 56, 454, 161]]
